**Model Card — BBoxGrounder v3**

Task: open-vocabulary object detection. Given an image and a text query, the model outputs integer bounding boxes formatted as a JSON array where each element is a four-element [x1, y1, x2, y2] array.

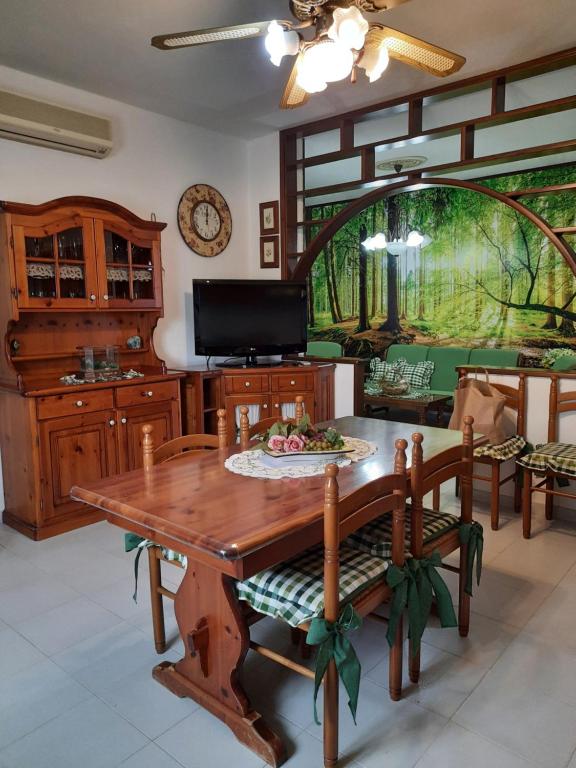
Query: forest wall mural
[[307, 165, 576, 359]]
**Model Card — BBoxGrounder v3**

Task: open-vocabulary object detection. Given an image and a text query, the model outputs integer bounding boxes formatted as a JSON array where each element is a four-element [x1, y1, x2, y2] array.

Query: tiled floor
[[1, 492, 576, 768]]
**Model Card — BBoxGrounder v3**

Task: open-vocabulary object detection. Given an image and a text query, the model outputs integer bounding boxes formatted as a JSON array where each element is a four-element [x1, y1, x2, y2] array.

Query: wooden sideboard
[[0, 196, 183, 539], [182, 363, 335, 442]]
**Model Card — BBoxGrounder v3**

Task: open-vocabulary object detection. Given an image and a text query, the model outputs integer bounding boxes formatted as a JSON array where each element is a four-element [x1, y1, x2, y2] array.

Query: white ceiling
[[0, 0, 574, 139]]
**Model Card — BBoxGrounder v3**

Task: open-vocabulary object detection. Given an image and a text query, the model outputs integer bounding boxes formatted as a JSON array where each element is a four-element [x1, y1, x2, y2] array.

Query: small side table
[[364, 392, 452, 425]]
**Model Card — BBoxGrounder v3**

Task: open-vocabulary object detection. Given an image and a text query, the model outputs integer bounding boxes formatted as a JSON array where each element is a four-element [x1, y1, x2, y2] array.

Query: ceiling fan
[[151, 0, 466, 109]]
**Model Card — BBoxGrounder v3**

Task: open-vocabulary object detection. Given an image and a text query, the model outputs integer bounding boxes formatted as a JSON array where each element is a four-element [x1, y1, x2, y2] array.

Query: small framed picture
[[259, 200, 279, 235], [260, 236, 279, 269]]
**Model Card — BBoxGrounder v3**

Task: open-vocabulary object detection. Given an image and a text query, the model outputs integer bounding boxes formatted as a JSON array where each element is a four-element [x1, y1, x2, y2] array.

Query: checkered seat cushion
[[235, 545, 388, 628], [474, 435, 527, 461], [517, 442, 576, 478], [345, 507, 459, 559]]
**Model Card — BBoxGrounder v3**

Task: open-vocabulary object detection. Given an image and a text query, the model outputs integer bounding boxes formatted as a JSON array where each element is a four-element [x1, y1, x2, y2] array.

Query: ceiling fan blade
[[280, 55, 310, 110], [366, 25, 465, 76], [353, 0, 412, 12], [151, 21, 284, 50]]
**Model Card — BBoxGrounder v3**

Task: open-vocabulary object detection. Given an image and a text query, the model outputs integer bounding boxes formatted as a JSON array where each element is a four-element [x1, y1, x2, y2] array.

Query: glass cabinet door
[[13, 218, 98, 309], [95, 220, 160, 308]]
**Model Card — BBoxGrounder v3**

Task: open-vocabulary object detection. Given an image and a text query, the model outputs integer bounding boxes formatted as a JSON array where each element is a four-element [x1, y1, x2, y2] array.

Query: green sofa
[[385, 344, 520, 397]]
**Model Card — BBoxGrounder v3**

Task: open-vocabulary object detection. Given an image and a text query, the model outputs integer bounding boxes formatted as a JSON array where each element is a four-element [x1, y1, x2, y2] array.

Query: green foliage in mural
[[307, 165, 576, 358]]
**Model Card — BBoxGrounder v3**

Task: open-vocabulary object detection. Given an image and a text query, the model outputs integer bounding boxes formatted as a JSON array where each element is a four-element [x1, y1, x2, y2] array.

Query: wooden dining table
[[71, 416, 468, 767]]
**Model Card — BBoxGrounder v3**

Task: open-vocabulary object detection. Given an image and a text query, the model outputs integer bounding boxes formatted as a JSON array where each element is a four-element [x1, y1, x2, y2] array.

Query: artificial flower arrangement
[[252, 413, 346, 454]]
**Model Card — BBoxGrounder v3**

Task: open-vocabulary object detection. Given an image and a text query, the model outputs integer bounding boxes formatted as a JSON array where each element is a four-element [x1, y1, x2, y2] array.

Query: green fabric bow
[[124, 533, 149, 603], [306, 604, 362, 726], [459, 522, 484, 596], [386, 553, 457, 656]]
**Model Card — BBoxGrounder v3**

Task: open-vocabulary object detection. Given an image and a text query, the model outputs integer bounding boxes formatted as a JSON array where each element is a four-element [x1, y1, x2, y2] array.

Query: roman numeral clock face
[[177, 184, 232, 257]]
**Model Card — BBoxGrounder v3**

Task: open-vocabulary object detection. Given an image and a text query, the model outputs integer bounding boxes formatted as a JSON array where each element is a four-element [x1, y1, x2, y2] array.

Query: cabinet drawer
[[37, 389, 114, 420], [271, 373, 314, 392], [224, 375, 269, 395], [116, 380, 179, 408]]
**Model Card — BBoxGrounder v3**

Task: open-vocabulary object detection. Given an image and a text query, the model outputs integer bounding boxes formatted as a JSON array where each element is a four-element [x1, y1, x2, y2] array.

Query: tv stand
[[216, 356, 283, 369], [181, 363, 335, 442]]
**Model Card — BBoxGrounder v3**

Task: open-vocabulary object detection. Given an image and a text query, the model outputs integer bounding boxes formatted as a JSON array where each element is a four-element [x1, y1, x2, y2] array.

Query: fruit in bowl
[[252, 414, 346, 454]]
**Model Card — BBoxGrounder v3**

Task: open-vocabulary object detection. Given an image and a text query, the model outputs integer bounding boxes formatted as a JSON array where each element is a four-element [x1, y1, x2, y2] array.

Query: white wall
[[246, 132, 281, 278], [0, 66, 283, 510]]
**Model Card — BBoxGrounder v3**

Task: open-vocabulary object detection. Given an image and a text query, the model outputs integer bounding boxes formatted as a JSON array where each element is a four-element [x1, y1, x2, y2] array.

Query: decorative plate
[[263, 447, 353, 459], [177, 184, 232, 257]]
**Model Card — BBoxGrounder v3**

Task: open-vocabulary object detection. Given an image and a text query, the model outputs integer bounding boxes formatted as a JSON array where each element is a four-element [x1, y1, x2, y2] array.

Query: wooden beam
[[507, 182, 576, 198], [408, 98, 423, 136], [361, 147, 376, 181], [460, 125, 475, 162], [491, 75, 506, 114]]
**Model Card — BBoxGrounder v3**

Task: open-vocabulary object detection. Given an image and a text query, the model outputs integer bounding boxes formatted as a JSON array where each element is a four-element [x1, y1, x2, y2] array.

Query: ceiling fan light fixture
[[328, 7, 369, 50], [296, 39, 354, 93], [359, 42, 390, 82], [264, 21, 300, 66]]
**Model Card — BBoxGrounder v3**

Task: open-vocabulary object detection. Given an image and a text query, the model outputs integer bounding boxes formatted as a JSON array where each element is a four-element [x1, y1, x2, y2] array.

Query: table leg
[[418, 408, 426, 426], [153, 560, 286, 767]]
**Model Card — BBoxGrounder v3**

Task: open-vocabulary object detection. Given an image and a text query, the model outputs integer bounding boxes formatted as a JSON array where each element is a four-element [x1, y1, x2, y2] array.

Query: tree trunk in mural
[[542, 250, 557, 329], [323, 247, 338, 324], [370, 207, 377, 318], [327, 237, 343, 322], [357, 225, 369, 332], [417, 248, 425, 320], [559, 261, 575, 336], [378, 196, 402, 333], [307, 273, 315, 327]]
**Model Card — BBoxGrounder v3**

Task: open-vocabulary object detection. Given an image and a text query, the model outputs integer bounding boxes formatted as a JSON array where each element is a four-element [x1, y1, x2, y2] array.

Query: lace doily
[[225, 437, 377, 480], [26, 264, 85, 280], [106, 268, 152, 282]]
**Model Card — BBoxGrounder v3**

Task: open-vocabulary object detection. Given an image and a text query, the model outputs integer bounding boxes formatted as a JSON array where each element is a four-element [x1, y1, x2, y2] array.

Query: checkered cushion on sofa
[[517, 442, 576, 478], [398, 360, 435, 389], [345, 507, 459, 559], [474, 435, 526, 461], [368, 357, 405, 382], [235, 545, 387, 627]]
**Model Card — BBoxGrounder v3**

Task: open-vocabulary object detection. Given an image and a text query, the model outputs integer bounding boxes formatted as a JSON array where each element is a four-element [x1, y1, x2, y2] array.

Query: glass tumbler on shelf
[[78, 345, 121, 381]]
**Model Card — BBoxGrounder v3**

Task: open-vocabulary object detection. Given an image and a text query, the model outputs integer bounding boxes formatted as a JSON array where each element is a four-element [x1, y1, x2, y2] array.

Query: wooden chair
[[519, 376, 576, 538], [142, 411, 228, 652], [464, 373, 527, 531], [343, 419, 477, 687], [408, 416, 476, 683], [236, 440, 408, 768], [238, 395, 305, 450]]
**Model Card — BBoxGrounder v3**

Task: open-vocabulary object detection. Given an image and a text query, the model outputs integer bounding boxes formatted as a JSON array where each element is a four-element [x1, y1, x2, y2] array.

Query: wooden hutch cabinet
[[182, 363, 335, 443], [0, 197, 182, 539]]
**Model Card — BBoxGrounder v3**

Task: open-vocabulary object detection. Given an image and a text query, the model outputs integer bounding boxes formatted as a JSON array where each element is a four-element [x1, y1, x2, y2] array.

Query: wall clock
[[177, 184, 232, 257]]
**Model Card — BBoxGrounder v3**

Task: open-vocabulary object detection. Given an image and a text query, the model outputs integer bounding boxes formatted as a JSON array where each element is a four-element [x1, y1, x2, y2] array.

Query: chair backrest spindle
[[142, 424, 155, 471], [323, 464, 341, 625]]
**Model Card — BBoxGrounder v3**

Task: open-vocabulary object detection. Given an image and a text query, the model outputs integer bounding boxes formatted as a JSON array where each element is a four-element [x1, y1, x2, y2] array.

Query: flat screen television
[[193, 279, 308, 367]]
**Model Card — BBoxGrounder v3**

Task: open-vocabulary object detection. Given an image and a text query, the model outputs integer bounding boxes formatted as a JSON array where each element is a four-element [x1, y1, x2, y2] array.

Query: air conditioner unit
[[0, 90, 113, 158]]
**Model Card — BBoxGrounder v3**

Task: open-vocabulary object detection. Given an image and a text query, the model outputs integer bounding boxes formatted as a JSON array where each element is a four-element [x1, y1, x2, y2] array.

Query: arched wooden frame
[[292, 177, 576, 281]]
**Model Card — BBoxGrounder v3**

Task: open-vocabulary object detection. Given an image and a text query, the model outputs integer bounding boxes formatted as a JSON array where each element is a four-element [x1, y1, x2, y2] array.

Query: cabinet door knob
[[109, 419, 116, 427], [89, 294, 96, 302], [290, 380, 296, 385], [244, 381, 251, 387], [274, 403, 279, 408], [262, 404, 268, 409], [121, 417, 127, 424], [142, 390, 153, 397], [103, 294, 109, 301], [75, 400, 86, 407]]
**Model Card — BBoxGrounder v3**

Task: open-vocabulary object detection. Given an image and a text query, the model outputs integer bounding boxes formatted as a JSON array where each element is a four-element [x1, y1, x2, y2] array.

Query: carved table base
[[152, 558, 286, 767]]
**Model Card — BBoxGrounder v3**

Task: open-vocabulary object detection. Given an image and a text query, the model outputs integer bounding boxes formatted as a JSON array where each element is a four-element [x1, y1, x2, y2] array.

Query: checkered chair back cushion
[[345, 507, 459, 559], [235, 545, 387, 627]]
